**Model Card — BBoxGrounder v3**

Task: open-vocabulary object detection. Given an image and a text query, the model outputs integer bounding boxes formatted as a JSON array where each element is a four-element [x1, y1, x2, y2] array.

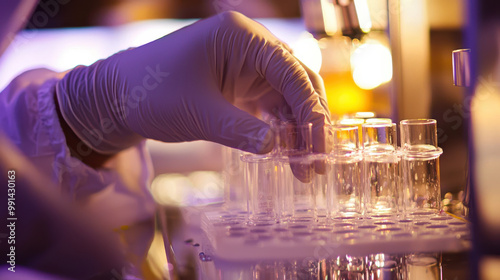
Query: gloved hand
[[56, 11, 331, 156]]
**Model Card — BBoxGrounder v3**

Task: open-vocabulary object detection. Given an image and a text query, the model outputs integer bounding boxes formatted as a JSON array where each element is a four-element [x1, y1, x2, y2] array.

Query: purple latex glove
[[56, 11, 331, 155]]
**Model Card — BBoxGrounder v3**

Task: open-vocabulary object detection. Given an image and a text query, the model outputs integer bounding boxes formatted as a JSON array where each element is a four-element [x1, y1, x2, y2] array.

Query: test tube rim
[[400, 118, 437, 126]]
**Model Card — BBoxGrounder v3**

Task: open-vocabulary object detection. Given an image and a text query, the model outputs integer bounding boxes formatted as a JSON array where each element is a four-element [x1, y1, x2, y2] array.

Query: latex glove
[[56, 11, 331, 155]]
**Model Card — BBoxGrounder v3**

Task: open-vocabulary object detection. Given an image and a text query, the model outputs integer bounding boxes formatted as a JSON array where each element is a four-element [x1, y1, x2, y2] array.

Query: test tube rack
[[199, 208, 470, 262]]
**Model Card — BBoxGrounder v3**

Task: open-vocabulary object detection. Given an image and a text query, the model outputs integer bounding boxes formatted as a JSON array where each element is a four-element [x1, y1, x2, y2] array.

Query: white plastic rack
[[200, 209, 470, 262]]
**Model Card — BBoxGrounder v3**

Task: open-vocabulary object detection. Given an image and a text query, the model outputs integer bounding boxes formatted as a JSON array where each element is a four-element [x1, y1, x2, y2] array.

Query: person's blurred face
[[0, 0, 38, 57]]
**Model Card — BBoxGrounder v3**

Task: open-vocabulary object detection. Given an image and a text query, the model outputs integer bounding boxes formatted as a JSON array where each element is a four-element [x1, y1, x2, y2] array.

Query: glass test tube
[[367, 253, 404, 280], [362, 123, 400, 215], [330, 255, 366, 280], [275, 121, 313, 155], [222, 146, 247, 212], [279, 155, 315, 222], [400, 119, 443, 214], [405, 253, 442, 280], [252, 262, 278, 280], [337, 118, 365, 148], [314, 154, 329, 223], [275, 121, 314, 222], [243, 154, 278, 224], [314, 125, 335, 223], [328, 125, 363, 218]]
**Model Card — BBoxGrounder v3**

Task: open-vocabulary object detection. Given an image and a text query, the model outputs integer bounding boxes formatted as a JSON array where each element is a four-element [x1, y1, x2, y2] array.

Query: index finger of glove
[[256, 41, 329, 156]]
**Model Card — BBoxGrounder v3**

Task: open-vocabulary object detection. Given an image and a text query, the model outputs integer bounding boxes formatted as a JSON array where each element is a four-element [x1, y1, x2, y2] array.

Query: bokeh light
[[292, 32, 322, 73], [351, 40, 392, 90]]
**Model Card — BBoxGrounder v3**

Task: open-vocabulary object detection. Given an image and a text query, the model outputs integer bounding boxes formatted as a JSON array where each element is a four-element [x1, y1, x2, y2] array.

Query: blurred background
[[2, 0, 468, 199]]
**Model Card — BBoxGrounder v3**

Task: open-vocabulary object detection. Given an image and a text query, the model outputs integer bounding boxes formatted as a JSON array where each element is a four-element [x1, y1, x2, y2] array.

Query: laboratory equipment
[[405, 253, 442, 280], [452, 49, 471, 87], [223, 147, 247, 212], [314, 153, 330, 224], [452, 48, 471, 217], [299, 0, 371, 39], [165, 118, 467, 280], [362, 123, 400, 215], [328, 124, 363, 218], [278, 154, 316, 222], [274, 121, 314, 223], [367, 253, 405, 280], [200, 209, 468, 261], [243, 154, 278, 224], [337, 118, 365, 148], [162, 115, 466, 280], [400, 119, 443, 214], [274, 121, 313, 156], [330, 255, 366, 280]]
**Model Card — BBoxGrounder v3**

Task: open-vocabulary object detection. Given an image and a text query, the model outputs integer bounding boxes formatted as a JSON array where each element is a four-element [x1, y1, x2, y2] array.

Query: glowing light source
[[366, 118, 392, 124], [323, 72, 371, 115], [354, 111, 375, 119], [338, 118, 364, 126], [150, 174, 192, 206], [351, 40, 392, 90], [354, 0, 372, 33], [292, 32, 323, 73]]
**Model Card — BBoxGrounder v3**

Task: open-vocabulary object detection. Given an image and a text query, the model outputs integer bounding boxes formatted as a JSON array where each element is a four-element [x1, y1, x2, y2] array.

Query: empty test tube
[[362, 123, 400, 215], [337, 118, 365, 148], [405, 253, 442, 280], [274, 121, 314, 222], [243, 154, 278, 224], [223, 146, 248, 212], [400, 119, 443, 214], [279, 154, 315, 222], [328, 125, 363, 218]]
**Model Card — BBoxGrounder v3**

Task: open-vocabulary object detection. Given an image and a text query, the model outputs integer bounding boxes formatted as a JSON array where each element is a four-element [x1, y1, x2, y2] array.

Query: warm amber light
[[323, 72, 372, 116]]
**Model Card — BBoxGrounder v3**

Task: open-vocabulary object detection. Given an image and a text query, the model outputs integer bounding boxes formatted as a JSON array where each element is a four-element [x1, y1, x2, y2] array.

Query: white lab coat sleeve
[[0, 67, 156, 231]]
